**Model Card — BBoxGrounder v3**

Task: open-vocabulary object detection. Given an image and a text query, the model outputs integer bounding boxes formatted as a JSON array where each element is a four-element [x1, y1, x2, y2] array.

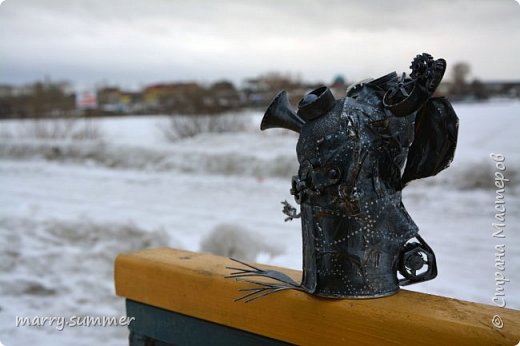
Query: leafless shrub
[[8, 118, 103, 140], [161, 113, 250, 141]]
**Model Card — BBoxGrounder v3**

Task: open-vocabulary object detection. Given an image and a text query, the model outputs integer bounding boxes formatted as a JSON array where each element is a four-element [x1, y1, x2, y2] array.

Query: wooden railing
[[115, 248, 520, 345]]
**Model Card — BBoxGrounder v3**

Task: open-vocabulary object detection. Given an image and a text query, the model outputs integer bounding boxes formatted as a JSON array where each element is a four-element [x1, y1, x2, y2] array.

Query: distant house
[[97, 87, 145, 114], [143, 82, 206, 114], [483, 81, 520, 99], [76, 90, 98, 111], [440, 80, 520, 101], [241, 74, 319, 108]]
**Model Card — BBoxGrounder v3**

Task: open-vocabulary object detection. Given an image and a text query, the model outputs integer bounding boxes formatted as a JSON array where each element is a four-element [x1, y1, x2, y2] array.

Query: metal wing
[[401, 97, 459, 187]]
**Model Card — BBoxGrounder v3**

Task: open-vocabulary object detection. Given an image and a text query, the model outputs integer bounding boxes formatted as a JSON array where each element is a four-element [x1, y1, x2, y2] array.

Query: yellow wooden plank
[[114, 248, 520, 346]]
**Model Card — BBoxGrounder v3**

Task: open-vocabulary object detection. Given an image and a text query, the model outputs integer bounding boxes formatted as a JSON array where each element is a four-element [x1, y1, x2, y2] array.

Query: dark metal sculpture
[[227, 53, 459, 302]]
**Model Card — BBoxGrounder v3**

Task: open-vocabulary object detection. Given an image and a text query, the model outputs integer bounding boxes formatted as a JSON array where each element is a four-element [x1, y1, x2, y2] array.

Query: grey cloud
[[0, 0, 519, 86]]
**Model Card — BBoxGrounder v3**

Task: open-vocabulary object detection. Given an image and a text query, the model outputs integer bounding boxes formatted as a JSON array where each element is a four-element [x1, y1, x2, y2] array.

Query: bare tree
[[452, 62, 470, 85], [450, 62, 471, 98]]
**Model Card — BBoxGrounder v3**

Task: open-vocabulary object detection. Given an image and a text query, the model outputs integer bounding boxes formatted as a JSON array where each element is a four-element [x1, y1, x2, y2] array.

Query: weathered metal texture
[[228, 53, 459, 300], [294, 81, 420, 298]]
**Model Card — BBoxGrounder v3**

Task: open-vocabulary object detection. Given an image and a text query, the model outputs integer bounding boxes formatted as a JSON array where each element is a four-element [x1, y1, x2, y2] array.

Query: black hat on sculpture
[[297, 86, 336, 121]]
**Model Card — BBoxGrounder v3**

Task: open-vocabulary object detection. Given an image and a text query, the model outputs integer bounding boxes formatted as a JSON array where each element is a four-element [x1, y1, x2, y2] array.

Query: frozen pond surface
[[0, 101, 519, 345]]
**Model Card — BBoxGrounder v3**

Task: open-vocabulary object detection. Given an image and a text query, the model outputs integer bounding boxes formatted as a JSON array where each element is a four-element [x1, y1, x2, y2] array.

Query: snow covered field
[[0, 101, 519, 345]]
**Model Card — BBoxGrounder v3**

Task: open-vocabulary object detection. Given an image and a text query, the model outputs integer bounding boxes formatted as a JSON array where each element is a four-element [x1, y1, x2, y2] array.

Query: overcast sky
[[0, 0, 519, 89]]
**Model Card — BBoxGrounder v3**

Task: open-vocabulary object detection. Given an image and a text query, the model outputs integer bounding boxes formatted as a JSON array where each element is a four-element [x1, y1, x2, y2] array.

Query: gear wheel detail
[[409, 53, 446, 94]]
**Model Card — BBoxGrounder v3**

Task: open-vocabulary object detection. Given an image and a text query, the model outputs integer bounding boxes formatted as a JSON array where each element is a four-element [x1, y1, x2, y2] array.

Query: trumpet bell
[[261, 91, 305, 133]]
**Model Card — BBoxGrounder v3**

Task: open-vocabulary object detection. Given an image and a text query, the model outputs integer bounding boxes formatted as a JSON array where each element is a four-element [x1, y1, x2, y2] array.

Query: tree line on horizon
[[0, 72, 324, 119], [0, 64, 518, 119]]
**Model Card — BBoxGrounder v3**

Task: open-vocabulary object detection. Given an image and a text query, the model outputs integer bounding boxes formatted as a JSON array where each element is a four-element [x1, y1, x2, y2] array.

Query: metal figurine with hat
[[227, 53, 459, 302]]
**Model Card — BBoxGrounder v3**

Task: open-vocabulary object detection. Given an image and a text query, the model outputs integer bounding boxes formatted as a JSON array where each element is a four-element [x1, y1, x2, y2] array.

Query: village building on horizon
[[0, 69, 519, 119]]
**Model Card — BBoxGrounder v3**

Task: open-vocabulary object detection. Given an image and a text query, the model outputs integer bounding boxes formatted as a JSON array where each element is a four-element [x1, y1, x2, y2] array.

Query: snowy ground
[[0, 101, 519, 345]]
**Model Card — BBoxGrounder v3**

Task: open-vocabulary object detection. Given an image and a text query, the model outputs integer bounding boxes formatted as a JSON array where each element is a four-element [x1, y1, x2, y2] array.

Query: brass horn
[[261, 91, 305, 133]]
